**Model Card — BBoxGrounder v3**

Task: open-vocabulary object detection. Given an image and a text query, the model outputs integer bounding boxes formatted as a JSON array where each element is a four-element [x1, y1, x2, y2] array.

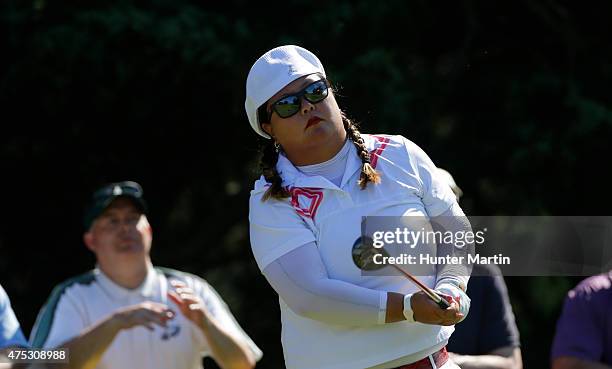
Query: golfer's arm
[[263, 243, 402, 326], [52, 315, 122, 369], [431, 203, 474, 289], [451, 346, 522, 369], [553, 357, 612, 369]]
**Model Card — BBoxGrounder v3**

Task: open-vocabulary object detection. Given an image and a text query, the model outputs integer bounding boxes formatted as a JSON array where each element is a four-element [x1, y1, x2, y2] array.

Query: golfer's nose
[[301, 98, 315, 115]]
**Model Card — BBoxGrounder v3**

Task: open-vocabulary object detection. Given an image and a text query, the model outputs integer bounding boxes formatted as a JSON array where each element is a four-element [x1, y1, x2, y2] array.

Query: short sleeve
[[249, 191, 316, 270], [479, 275, 521, 353], [402, 138, 457, 217], [195, 279, 263, 362], [30, 291, 87, 349], [0, 285, 28, 349], [551, 291, 604, 362]]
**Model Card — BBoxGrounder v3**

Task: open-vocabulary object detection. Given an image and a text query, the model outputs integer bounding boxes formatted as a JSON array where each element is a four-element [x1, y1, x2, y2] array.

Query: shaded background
[[1, 1, 611, 368]]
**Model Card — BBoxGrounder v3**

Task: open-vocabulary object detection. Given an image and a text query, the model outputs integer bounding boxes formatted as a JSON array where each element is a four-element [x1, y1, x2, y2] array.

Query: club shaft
[[390, 264, 444, 303]]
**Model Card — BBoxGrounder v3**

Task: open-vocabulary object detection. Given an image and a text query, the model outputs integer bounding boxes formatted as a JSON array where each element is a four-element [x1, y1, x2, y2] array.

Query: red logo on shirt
[[290, 188, 324, 219], [369, 136, 390, 168]]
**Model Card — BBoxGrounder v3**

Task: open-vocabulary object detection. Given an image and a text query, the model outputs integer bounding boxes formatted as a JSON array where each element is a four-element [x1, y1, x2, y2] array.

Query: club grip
[[436, 298, 450, 309]]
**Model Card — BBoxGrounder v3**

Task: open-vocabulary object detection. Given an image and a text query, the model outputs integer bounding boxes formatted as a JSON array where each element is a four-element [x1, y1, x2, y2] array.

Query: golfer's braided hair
[[342, 114, 381, 189], [260, 136, 291, 201], [258, 107, 380, 201]]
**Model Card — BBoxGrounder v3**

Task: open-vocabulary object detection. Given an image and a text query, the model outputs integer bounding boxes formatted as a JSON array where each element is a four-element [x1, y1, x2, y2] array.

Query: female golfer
[[246, 45, 471, 369]]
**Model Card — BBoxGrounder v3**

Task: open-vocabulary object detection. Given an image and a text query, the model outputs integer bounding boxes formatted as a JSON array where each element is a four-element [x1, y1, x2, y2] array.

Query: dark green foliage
[[1, 1, 610, 368]]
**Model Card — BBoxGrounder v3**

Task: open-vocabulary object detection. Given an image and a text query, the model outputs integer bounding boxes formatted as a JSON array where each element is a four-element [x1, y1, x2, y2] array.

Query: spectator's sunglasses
[[268, 79, 329, 119]]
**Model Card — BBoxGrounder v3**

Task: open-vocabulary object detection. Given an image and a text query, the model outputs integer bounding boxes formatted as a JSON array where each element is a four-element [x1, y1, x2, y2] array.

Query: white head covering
[[245, 45, 326, 138]]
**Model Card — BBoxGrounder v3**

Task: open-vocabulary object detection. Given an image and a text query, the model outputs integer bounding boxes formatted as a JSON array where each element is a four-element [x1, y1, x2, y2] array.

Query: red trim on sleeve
[[369, 136, 390, 169]]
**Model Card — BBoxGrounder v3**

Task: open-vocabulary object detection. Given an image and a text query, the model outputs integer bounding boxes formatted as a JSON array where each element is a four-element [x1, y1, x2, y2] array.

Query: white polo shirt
[[249, 134, 457, 369], [30, 267, 262, 369]]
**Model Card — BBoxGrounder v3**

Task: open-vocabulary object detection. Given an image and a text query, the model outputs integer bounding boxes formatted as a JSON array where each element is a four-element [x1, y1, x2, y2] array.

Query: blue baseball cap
[[83, 181, 148, 229]]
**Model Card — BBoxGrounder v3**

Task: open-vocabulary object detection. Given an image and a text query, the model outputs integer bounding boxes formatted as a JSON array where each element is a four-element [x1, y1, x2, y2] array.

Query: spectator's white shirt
[[30, 267, 262, 369], [249, 134, 457, 369]]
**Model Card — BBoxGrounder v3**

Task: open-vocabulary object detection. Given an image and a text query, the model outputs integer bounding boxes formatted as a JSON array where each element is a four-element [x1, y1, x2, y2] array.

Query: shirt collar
[[297, 139, 351, 173], [340, 134, 382, 188], [276, 133, 380, 190], [340, 142, 362, 188], [277, 152, 342, 190], [95, 265, 157, 300], [275, 134, 382, 190]]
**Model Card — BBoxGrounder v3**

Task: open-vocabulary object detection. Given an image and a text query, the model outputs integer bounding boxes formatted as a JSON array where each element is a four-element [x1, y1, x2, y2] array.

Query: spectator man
[[30, 181, 262, 369]]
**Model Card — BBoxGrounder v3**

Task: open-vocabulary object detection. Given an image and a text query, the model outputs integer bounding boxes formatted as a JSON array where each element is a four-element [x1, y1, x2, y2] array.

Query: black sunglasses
[[268, 79, 329, 119]]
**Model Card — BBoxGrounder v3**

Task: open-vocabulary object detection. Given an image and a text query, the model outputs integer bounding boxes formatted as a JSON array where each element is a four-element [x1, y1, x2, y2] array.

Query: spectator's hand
[[435, 282, 470, 322], [410, 291, 464, 325], [112, 302, 175, 331], [168, 280, 210, 329]]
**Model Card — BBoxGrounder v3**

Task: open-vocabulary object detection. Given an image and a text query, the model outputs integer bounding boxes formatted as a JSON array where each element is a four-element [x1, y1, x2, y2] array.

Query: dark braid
[[343, 114, 381, 189], [257, 103, 290, 201], [260, 137, 290, 202]]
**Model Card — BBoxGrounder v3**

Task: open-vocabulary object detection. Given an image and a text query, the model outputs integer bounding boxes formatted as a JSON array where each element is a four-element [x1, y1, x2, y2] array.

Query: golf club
[[352, 236, 450, 309]]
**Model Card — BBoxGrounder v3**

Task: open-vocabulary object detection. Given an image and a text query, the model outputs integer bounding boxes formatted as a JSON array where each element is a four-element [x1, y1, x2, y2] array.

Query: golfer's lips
[[305, 117, 323, 129]]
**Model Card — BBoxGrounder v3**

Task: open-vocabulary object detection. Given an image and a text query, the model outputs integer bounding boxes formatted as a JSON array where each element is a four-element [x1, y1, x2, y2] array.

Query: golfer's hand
[[112, 302, 175, 331], [168, 280, 210, 329], [435, 282, 470, 322], [410, 291, 464, 326]]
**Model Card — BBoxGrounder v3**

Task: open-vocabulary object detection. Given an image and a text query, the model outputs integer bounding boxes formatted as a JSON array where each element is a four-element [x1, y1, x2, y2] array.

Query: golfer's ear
[[261, 123, 273, 138]]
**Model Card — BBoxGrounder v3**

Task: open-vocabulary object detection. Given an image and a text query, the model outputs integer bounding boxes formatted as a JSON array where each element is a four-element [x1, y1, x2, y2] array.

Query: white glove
[[435, 282, 470, 322]]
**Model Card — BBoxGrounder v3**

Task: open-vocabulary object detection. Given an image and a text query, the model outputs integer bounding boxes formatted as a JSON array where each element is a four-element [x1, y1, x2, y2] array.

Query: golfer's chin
[[302, 123, 344, 149]]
